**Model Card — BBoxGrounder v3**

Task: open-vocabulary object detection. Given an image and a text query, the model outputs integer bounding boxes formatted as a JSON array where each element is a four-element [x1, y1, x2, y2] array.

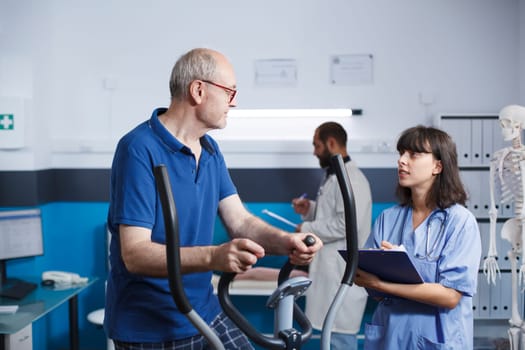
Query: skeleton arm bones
[[484, 155, 502, 284]]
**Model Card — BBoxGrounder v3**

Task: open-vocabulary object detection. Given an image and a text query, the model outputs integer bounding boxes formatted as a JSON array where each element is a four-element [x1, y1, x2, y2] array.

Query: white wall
[[0, 0, 522, 169], [518, 0, 525, 106]]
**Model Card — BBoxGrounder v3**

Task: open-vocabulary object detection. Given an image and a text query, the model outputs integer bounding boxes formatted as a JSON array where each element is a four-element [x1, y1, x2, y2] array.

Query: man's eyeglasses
[[201, 80, 237, 104]]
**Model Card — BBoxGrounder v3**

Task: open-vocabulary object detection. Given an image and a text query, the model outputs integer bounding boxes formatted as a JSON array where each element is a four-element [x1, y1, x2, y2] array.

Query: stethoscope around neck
[[407, 208, 448, 260]]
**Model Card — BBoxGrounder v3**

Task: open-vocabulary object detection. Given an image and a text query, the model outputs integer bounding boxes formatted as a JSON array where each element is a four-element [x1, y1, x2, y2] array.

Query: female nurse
[[354, 125, 481, 349]]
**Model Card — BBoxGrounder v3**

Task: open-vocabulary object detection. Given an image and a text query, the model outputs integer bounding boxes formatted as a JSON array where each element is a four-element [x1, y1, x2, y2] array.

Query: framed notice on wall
[[254, 59, 298, 86], [330, 54, 373, 86]]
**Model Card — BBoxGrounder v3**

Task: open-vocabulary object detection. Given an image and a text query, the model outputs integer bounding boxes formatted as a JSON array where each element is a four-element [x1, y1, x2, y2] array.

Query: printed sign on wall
[[330, 54, 373, 85], [254, 59, 298, 86]]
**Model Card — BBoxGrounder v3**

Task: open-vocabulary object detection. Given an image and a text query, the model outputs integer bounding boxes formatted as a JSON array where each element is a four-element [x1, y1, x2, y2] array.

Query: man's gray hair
[[169, 48, 217, 100]]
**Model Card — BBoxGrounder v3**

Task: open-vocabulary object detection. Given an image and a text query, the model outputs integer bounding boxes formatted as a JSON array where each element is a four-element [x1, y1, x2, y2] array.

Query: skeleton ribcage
[[498, 154, 524, 214]]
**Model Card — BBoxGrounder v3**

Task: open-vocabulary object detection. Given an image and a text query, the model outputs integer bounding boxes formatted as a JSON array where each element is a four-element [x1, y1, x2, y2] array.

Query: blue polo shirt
[[105, 108, 237, 342]]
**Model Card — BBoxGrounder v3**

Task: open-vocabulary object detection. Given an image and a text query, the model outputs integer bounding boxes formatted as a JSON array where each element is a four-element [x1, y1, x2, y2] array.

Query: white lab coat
[[301, 160, 372, 334]]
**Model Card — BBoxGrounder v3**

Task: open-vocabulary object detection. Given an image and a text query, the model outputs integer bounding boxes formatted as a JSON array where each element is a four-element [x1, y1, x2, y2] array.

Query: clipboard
[[339, 249, 423, 298]]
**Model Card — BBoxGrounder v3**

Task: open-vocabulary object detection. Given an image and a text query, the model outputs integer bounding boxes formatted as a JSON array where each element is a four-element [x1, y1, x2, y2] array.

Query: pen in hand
[[291, 193, 310, 218], [291, 193, 308, 208]]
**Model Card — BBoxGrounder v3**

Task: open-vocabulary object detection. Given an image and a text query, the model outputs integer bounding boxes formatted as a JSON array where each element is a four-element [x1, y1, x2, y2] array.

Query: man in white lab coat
[[292, 121, 372, 350]]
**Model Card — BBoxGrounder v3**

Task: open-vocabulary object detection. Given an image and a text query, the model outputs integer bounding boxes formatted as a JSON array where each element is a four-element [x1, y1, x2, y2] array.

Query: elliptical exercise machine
[[154, 153, 359, 350], [155, 164, 314, 350]]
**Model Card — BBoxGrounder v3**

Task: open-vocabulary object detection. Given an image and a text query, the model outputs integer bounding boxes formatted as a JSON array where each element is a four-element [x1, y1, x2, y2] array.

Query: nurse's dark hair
[[395, 125, 467, 208], [169, 48, 217, 100], [316, 122, 347, 146]]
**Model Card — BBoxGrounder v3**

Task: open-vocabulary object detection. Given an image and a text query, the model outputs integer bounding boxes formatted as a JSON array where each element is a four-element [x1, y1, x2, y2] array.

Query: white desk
[[0, 277, 97, 350]]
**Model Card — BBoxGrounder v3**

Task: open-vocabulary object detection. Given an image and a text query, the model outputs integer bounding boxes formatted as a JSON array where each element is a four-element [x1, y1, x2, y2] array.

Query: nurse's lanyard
[[411, 208, 448, 260]]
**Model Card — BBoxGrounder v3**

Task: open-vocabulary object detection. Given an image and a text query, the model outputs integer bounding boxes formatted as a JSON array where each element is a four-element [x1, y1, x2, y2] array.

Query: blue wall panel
[[6, 202, 109, 350]]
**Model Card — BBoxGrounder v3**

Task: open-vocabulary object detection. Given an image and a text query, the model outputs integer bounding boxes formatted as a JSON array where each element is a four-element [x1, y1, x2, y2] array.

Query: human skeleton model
[[484, 104, 525, 350]]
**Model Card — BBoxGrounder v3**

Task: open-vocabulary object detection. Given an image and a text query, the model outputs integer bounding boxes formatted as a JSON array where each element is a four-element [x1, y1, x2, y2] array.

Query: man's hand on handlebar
[[287, 233, 323, 266], [211, 238, 265, 273]]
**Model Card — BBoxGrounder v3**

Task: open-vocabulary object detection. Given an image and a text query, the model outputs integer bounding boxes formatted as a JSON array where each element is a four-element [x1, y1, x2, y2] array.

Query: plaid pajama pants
[[113, 312, 253, 350]]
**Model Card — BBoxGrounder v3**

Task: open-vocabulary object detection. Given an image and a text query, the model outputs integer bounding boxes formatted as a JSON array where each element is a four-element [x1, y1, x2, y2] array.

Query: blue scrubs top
[[104, 108, 237, 342], [363, 204, 481, 349]]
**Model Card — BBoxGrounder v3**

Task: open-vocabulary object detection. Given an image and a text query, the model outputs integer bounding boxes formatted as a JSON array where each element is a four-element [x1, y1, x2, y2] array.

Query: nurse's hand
[[354, 268, 382, 291], [380, 241, 395, 250]]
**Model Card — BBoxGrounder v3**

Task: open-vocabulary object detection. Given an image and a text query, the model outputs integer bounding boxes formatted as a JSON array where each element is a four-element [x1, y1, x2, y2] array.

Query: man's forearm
[[230, 214, 290, 255]]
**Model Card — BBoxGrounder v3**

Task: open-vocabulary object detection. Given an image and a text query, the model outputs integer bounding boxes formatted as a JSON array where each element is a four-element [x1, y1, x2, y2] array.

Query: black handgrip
[[278, 235, 316, 285], [330, 154, 359, 285], [303, 235, 316, 247], [154, 165, 192, 314]]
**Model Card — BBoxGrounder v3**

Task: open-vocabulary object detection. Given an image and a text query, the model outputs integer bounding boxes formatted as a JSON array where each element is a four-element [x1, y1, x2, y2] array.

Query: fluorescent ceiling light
[[228, 108, 352, 118]]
